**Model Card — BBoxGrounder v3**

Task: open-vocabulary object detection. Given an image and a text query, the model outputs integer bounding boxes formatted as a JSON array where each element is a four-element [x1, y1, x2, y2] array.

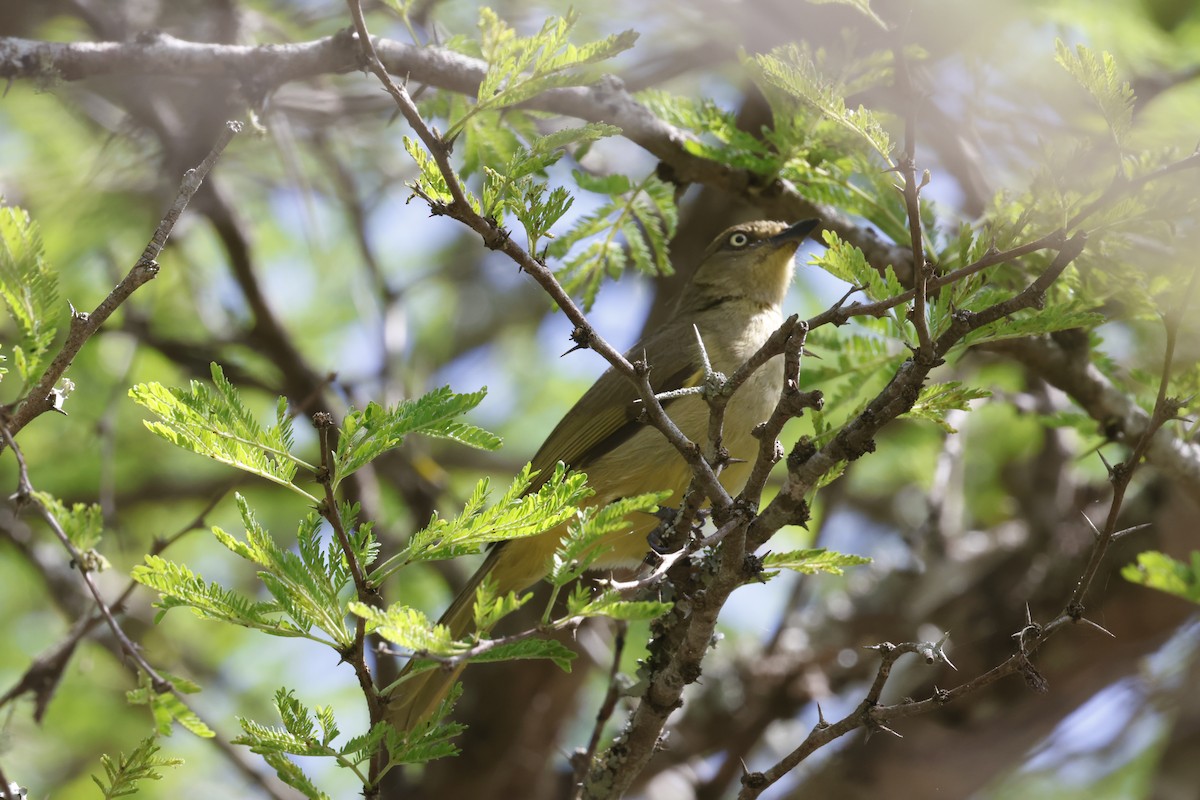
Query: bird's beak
[[770, 218, 821, 246]]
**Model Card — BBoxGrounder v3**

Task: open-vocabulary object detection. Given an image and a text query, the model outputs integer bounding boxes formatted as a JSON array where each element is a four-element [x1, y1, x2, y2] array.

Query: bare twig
[[1067, 242, 1197, 610], [570, 621, 628, 799]]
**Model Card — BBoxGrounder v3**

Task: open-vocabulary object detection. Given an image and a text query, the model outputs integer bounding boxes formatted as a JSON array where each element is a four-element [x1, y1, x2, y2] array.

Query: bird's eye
[[728, 232, 750, 248]]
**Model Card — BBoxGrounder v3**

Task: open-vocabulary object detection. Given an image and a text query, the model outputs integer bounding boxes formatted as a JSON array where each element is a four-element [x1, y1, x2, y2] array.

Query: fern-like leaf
[[130, 364, 312, 500], [92, 737, 183, 799], [334, 386, 499, 488], [548, 173, 678, 308], [375, 463, 591, 576], [1055, 40, 1135, 144], [762, 548, 871, 576], [0, 204, 59, 385]]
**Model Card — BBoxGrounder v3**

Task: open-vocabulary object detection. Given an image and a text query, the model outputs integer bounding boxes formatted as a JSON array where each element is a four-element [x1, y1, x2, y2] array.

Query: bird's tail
[[382, 548, 500, 731]]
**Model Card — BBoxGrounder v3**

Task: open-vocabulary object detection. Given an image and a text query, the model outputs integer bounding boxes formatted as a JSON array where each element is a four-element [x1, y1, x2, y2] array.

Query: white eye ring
[[728, 232, 749, 247]]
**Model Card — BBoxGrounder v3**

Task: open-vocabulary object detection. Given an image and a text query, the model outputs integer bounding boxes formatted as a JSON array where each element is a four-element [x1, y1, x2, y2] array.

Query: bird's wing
[[527, 325, 701, 490]]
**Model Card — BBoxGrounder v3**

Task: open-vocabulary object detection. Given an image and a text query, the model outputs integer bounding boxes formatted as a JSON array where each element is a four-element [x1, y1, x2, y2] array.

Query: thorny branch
[[583, 231, 1091, 798], [343, 6, 734, 509]]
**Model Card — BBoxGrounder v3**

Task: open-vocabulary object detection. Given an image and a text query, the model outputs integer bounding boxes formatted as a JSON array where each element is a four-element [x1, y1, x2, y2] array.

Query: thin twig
[[0, 424, 172, 692], [570, 622, 628, 799], [1067, 240, 1197, 610], [893, 44, 933, 355], [3, 120, 242, 440]]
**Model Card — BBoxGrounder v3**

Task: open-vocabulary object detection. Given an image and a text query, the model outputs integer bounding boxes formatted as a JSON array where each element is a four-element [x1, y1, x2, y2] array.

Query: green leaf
[[548, 491, 668, 587], [762, 548, 871, 576], [1054, 40, 1134, 143], [258, 753, 331, 800], [638, 89, 780, 173], [403, 135, 461, 209], [234, 690, 359, 797], [235, 689, 334, 757], [131, 497, 360, 647], [91, 737, 183, 800], [958, 305, 1106, 347], [130, 364, 313, 500], [348, 601, 464, 658], [548, 173, 678, 309], [209, 495, 362, 647], [133, 555, 294, 633], [750, 44, 893, 162], [126, 677, 214, 738], [0, 203, 59, 386], [901, 382, 992, 433], [566, 586, 673, 621], [334, 386, 499, 488], [30, 491, 106, 568], [378, 462, 591, 574], [379, 685, 465, 767], [814, 231, 907, 313], [1122, 551, 1200, 603], [470, 576, 531, 632], [479, 122, 624, 255], [465, 637, 577, 670], [459, 9, 637, 135]]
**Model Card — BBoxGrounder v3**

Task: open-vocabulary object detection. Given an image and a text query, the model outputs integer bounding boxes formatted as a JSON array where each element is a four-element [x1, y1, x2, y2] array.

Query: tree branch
[[0, 32, 908, 276]]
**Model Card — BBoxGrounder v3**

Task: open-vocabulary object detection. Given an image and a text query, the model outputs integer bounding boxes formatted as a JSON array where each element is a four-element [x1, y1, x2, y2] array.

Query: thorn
[[934, 631, 956, 671], [692, 324, 714, 375], [816, 703, 829, 728], [1078, 617, 1116, 638], [1080, 511, 1102, 539], [876, 722, 903, 739], [1097, 450, 1116, 480], [1111, 522, 1152, 541]]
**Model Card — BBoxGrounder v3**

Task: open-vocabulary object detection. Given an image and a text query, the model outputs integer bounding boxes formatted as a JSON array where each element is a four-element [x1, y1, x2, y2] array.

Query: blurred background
[[0, 1, 1198, 798]]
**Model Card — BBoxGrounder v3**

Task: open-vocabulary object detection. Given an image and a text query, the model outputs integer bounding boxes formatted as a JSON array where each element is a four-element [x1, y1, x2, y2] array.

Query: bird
[[385, 218, 820, 730]]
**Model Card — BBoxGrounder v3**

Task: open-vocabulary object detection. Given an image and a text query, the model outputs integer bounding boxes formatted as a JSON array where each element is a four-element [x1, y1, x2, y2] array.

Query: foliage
[[762, 548, 873, 577], [1123, 551, 1200, 604], [233, 687, 464, 796], [0, 204, 58, 386], [0, 2, 1197, 799], [91, 738, 184, 799], [130, 364, 308, 498]]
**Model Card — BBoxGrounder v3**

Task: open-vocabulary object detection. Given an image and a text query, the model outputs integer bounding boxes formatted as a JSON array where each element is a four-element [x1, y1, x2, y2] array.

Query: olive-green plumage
[[385, 219, 819, 729]]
